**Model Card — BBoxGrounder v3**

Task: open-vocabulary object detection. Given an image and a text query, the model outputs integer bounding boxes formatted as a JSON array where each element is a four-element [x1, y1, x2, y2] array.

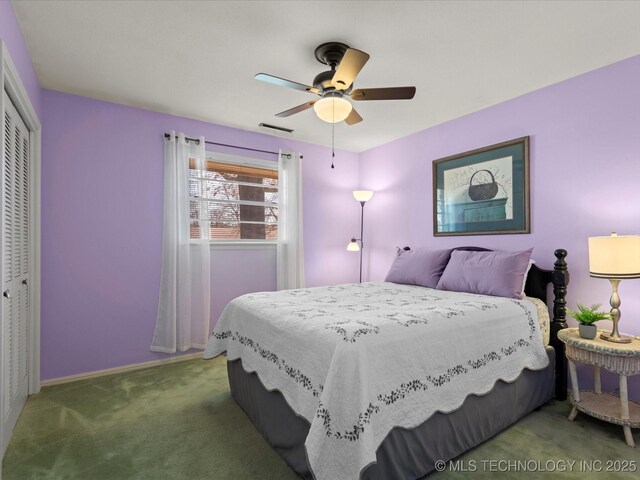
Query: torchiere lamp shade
[[353, 190, 374, 203], [589, 234, 640, 279]]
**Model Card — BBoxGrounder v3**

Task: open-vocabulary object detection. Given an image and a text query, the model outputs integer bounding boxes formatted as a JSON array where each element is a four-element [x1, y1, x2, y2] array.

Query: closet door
[[1, 90, 29, 450]]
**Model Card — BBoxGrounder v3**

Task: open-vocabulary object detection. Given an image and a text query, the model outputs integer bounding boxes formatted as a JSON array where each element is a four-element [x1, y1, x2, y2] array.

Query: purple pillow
[[436, 248, 533, 299], [385, 248, 452, 288]]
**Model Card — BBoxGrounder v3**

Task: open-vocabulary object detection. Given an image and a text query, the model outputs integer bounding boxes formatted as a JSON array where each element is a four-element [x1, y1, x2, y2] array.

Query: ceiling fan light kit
[[313, 95, 352, 123], [255, 41, 416, 126]]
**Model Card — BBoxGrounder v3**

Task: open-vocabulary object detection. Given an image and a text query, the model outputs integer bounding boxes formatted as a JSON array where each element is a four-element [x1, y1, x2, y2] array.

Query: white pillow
[[521, 260, 535, 297]]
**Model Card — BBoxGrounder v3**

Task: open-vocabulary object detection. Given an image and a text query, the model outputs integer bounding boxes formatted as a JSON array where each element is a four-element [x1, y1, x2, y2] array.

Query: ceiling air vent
[[259, 123, 294, 135]]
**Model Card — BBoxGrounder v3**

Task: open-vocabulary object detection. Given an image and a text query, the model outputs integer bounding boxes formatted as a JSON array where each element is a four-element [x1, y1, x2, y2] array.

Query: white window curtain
[[152, 132, 211, 353], [277, 150, 305, 290]]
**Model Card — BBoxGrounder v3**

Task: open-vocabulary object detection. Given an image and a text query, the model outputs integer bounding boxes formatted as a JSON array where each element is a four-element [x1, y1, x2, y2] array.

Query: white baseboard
[[40, 352, 204, 388]]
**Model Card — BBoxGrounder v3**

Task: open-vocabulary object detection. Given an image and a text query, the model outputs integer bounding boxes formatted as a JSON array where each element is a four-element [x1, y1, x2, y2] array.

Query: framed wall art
[[433, 136, 530, 236]]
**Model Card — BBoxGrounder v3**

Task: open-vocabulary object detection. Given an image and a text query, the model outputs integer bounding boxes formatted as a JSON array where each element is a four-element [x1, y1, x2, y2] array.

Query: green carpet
[[3, 357, 638, 479]]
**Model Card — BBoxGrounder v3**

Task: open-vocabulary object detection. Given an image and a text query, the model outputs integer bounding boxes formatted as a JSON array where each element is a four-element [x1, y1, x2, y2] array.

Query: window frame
[[189, 151, 279, 249]]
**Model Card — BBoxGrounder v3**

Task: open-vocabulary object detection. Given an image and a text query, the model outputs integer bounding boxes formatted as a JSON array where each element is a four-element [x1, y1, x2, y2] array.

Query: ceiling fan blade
[[275, 101, 316, 118], [331, 48, 370, 90], [344, 108, 363, 126], [255, 73, 319, 94], [351, 86, 416, 101]]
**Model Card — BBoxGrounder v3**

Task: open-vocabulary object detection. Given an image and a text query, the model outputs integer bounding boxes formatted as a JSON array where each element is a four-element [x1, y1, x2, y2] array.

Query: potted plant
[[567, 303, 612, 339]]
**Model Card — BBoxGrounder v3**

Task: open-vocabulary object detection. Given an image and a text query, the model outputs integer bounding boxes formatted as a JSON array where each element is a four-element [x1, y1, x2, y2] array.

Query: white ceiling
[[12, 0, 640, 152]]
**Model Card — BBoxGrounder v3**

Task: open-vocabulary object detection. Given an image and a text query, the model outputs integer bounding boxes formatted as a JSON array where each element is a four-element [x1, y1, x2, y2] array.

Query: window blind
[[188, 159, 278, 241]]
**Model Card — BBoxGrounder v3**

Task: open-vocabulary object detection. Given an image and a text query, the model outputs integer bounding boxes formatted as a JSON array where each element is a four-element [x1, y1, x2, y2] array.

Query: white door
[[1, 89, 29, 454]]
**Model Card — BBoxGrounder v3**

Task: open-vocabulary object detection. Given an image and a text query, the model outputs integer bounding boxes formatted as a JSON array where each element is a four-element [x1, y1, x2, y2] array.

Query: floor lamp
[[347, 190, 374, 283]]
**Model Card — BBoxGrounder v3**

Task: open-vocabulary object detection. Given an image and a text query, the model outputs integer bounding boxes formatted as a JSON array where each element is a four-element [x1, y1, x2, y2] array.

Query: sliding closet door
[[1, 90, 29, 450]]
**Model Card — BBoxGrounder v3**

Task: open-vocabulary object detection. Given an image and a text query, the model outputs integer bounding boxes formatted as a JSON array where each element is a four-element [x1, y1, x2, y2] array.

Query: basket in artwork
[[468, 169, 499, 201]]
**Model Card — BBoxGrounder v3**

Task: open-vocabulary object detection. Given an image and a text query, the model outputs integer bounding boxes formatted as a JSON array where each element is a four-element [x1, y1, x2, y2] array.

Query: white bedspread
[[204, 282, 549, 480]]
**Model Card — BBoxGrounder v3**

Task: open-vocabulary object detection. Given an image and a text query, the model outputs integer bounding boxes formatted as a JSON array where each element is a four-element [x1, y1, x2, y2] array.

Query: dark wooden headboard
[[405, 246, 570, 400]]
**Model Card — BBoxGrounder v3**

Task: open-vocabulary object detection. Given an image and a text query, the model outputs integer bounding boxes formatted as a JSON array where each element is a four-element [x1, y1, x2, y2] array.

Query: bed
[[204, 248, 569, 479]]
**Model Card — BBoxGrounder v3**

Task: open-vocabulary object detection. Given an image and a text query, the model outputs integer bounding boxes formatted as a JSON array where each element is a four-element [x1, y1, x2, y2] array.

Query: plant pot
[[579, 323, 597, 340]]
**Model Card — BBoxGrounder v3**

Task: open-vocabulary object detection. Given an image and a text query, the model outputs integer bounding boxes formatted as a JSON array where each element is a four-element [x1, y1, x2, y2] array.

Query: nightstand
[[558, 328, 640, 447]]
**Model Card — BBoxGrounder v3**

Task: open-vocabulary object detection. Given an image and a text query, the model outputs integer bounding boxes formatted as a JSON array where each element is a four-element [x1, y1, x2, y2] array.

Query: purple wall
[[41, 90, 361, 380], [10, 0, 640, 399], [359, 55, 640, 400], [0, 1, 41, 117]]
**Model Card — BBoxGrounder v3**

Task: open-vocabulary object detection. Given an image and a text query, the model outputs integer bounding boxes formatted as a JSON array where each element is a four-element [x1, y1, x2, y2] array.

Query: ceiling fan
[[255, 42, 416, 126]]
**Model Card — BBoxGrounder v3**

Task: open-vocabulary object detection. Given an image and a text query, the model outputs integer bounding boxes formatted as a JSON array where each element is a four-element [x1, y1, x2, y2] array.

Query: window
[[189, 153, 278, 242]]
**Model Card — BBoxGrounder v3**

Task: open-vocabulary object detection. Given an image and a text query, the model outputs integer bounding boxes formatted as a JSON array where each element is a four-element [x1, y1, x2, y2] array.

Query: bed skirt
[[227, 346, 555, 479]]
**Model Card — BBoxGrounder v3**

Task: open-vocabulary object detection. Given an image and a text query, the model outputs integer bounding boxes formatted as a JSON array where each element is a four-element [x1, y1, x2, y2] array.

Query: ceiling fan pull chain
[[331, 128, 335, 168], [331, 102, 335, 169]]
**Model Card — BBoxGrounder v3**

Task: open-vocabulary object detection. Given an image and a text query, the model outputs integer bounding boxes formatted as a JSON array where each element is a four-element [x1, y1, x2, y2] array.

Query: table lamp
[[588, 233, 640, 343]]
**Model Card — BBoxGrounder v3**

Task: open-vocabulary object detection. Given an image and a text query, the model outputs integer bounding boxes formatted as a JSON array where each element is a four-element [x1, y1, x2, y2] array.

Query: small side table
[[558, 328, 640, 447]]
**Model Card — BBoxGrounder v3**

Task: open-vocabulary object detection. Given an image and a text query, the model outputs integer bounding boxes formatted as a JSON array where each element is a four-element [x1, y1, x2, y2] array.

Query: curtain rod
[[163, 133, 300, 159]]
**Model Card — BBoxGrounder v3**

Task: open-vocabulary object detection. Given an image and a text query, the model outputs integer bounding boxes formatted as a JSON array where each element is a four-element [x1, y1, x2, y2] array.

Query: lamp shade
[[347, 239, 360, 252], [313, 97, 352, 123], [353, 190, 374, 202], [588, 233, 640, 279]]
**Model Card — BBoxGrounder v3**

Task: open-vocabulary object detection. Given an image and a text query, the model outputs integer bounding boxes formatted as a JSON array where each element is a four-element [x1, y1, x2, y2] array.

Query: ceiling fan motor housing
[[313, 42, 354, 96], [313, 70, 352, 95]]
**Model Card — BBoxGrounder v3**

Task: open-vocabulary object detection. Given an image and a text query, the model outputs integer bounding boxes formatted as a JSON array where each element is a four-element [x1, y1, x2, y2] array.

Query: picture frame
[[432, 136, 530, 236]]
